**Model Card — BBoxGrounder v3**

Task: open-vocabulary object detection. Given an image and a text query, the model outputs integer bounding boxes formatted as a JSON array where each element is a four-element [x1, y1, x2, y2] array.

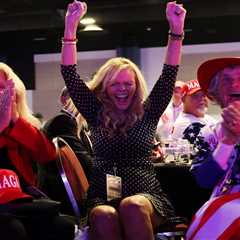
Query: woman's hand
[[64, 1, 87, 39], [166, 1, 186, 35], [0, 80, 15, 132]]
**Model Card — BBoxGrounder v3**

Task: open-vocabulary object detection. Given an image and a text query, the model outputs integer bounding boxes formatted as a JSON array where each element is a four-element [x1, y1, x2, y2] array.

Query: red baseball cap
[[183, 79, 201, 96], [0, 169, 33, 204], [197, 57, 240, 95]]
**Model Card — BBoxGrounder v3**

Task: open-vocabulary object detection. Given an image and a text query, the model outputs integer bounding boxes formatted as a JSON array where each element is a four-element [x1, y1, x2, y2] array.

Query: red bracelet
[[61, 38, 78, 45], [62, 37, 78, 42]]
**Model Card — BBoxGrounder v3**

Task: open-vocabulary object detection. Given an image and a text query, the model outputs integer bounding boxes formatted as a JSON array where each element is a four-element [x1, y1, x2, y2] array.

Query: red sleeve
[[9, 118, 56, 164]]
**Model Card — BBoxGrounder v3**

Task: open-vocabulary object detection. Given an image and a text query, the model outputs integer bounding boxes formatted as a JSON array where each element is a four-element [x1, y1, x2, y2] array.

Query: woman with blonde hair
[[0, 63, 75, 240], [87, 57, 148, 136], [61, 1, 186, 239]]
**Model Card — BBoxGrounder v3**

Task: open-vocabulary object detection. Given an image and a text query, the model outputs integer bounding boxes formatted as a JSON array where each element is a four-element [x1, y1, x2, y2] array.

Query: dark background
[[0, 0, 239, 89]]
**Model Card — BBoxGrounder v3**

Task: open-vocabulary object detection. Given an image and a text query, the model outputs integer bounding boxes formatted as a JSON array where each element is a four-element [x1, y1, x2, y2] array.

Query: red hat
[[0, 169, 33, 204], [183, 79, 201, 96], [197, 57, 240, 94]]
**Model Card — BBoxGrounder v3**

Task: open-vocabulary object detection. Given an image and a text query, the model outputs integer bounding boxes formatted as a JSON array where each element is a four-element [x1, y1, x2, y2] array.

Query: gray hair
[[207, 71, 223, 106], [208, 65, 240, 107]]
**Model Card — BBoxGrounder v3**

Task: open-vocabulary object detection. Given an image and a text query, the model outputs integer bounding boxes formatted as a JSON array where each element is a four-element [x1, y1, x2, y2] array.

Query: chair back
[[53, 137, 89, 221]]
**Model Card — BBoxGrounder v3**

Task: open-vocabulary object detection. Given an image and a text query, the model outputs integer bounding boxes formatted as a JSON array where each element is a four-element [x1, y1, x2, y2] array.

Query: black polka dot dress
[[61, 64, 178, 219]]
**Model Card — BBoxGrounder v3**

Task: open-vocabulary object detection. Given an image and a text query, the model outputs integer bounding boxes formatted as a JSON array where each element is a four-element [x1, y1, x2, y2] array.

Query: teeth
[[116, 95, 128, 98]]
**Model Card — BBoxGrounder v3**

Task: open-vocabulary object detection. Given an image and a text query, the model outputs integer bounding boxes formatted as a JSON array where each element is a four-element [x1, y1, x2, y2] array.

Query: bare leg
[[119, 195, 164, 240], [89, 205, 122, 240]]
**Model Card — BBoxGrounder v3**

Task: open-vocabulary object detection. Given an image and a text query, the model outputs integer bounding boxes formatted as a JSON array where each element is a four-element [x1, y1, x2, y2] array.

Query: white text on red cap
[[0, 175, 20, 189], [187, 80, 200, 90]]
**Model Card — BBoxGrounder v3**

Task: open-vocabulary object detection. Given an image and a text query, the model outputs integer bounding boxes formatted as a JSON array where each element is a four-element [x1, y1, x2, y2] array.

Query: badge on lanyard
[[106, 173, 122, 201]]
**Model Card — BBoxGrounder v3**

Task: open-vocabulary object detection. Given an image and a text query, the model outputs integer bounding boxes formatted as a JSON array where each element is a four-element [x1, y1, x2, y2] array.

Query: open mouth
[[114, 94, 130, 107], [116, 94, 128, 100]]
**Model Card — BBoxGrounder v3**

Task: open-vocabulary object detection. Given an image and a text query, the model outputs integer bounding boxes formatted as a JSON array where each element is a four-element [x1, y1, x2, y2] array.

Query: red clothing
[[0, 118, 56, 185]]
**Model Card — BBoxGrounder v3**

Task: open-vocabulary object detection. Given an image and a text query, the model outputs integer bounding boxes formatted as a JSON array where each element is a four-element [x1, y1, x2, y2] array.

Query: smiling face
[[106, 68, 137, 112], [217, 66, 240, 107], [183, 90, 209, 117]]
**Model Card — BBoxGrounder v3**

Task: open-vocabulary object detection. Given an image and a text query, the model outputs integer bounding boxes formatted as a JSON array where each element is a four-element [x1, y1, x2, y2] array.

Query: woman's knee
[[89, 205, 119, 231], [119, 195, 152, 221]]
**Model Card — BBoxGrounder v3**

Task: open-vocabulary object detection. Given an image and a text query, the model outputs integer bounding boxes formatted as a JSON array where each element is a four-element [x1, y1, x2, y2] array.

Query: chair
[[53, 136, 89, 227]]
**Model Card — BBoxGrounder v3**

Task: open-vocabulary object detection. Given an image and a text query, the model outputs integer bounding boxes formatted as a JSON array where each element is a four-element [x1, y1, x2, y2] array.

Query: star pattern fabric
[[183, 122, 212, 161], [184, 122, 240, 196]]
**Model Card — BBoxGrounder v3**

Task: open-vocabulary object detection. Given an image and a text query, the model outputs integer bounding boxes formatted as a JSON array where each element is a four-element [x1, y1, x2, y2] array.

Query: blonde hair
[[87, 57, 148, 135], [0, 62, 41, 129]]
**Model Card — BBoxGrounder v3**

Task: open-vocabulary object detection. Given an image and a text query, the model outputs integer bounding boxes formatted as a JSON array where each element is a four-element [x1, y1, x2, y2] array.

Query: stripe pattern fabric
[[186, 192, 240, 240]]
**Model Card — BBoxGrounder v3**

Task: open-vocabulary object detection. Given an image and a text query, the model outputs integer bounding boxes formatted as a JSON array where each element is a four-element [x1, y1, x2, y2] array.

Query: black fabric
[[0, 215, 28, 240], [0, 148, 14, 170], [0, 198, 75, 240], [154, 163, 211, 221], [25, 214, 75, 240], [39, 111, 93, 215], [0, 213, 75, 240], [42, 111, 93, 179], [43, 112, 78, 138], [0, 198, 61, 218]]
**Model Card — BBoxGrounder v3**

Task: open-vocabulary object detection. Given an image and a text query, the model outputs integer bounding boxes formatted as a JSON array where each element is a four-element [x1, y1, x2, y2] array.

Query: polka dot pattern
[[61, 64, 179, 218]]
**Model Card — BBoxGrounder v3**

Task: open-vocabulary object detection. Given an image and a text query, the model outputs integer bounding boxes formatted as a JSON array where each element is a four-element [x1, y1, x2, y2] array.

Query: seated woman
[[39, 86, 93, 215], [0, 63, 75, 240], [61, 1, 186, 239]]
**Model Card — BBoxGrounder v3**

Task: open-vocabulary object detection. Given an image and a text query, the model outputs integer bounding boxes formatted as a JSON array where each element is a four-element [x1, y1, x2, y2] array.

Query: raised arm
[[61, 1, 101, 125], [165, 2, 186, 66], [61, 1, 87, 65], [145, 3, 186, 119]]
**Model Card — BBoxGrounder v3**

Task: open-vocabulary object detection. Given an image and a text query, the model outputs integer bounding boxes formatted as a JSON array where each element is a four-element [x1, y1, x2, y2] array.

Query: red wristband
[[62, 37, 78, 42]]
